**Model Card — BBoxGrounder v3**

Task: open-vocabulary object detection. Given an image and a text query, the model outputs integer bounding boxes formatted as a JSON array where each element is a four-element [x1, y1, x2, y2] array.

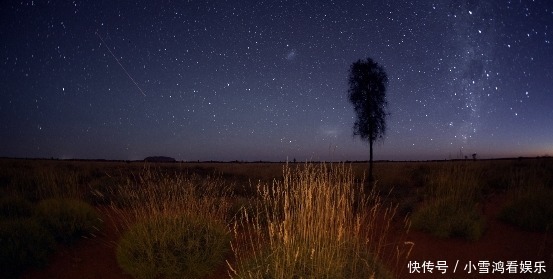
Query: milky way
[[1, 0, 552, 161]]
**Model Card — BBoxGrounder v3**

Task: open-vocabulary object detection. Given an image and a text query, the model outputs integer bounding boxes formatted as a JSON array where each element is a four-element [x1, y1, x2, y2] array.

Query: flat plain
[[1, 157, 551, 278]]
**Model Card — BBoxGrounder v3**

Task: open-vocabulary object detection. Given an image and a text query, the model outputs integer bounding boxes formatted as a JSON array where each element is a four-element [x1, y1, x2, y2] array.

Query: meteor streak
[[95, 32, 146, 97]]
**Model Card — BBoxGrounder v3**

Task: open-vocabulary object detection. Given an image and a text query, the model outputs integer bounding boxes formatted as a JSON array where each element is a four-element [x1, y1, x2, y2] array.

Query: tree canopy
[[348, 57, 389, 143], [347, 57, 389, 184]]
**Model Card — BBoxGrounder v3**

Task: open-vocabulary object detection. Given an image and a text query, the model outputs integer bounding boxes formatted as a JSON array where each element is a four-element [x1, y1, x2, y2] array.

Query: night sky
[[1, 1, 552, 162]]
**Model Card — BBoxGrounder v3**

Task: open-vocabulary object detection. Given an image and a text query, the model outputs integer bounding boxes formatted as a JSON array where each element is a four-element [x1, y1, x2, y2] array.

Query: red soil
[[21, 194, 552, 279]]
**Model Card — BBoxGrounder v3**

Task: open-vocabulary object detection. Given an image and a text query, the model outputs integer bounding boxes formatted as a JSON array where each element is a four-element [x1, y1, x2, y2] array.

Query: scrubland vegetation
[[110, 168, 232, 279], [0, 160, 102, 277], [0, 157, 551, 278], [410, 164, 485, 240], [228, 163, 409, 278]]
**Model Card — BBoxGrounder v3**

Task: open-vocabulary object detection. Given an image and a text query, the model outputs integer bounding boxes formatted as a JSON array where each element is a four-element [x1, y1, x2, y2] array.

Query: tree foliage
[[348, 57, 389, 183], [348, 57, 388, 142]]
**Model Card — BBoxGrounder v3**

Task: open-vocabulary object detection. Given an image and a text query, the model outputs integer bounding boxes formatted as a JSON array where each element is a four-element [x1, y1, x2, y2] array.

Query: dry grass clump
[[228, 163, 410, 279], [116, 215, 229, 279], [109, 166, 232, 279]]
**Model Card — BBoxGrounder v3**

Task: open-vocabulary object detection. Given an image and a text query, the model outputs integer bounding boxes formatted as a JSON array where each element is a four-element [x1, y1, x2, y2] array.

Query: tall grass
[[1, 161, 81, 201], [228, 163, 411, 279], [108, 166, 231, 226], [411, 163, 485, 240], [109, 166, 233, 279]]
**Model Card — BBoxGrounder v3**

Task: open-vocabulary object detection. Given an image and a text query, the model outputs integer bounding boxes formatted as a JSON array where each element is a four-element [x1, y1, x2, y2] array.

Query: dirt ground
[[21, 193, 552, 279], [401, 193, 553, 279]]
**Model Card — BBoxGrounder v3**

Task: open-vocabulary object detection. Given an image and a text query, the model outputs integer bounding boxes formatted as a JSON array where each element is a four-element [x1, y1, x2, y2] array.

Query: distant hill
[[144, 156, 176, 162]]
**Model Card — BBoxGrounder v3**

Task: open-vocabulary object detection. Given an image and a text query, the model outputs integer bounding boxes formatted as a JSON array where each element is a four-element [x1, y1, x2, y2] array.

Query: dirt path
[[21, 208, 132, 279]]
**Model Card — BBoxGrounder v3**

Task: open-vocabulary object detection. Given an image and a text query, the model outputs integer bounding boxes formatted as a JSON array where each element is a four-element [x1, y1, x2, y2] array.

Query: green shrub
[[116, 215, 230, 279], [0, 218, 55, 278], [0, 195, 35, 219], [411, 164, 486, 240], [35, 198, 102, 244], [500, 188, 553, 232]]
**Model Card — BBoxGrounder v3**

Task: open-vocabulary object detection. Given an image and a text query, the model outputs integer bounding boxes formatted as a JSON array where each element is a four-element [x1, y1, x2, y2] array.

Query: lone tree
[[347, 57, 389, 185]]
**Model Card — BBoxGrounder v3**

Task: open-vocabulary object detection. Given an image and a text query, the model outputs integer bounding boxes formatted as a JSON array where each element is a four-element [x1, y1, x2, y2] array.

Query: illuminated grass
[[228, 163, 410, 279], [109, 167, 232, 279]]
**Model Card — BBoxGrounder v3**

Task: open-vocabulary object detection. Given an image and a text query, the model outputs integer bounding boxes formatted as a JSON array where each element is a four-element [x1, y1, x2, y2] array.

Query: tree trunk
[[368, 139, 374, 188]]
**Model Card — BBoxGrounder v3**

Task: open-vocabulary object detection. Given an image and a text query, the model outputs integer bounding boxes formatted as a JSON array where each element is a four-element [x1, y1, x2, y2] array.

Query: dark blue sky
[[1, 0, 552, 161]]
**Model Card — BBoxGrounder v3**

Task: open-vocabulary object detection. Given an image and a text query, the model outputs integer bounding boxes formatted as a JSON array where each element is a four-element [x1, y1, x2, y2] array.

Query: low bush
[[411, 198, 485, 240], [500, 188, 553, 232], [35, 198, 102, 244], [116, 215, 230, 279], [0, 218, 55, 278], [411, 164, 486, 240]]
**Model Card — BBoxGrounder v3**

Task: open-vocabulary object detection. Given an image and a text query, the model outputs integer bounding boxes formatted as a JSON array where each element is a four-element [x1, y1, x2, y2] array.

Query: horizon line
[[1, 155, 551, 164]]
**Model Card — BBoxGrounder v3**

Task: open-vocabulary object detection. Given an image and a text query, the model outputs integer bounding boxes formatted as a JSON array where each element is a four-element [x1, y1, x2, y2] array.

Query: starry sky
[[1, 0, 552, 162]]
